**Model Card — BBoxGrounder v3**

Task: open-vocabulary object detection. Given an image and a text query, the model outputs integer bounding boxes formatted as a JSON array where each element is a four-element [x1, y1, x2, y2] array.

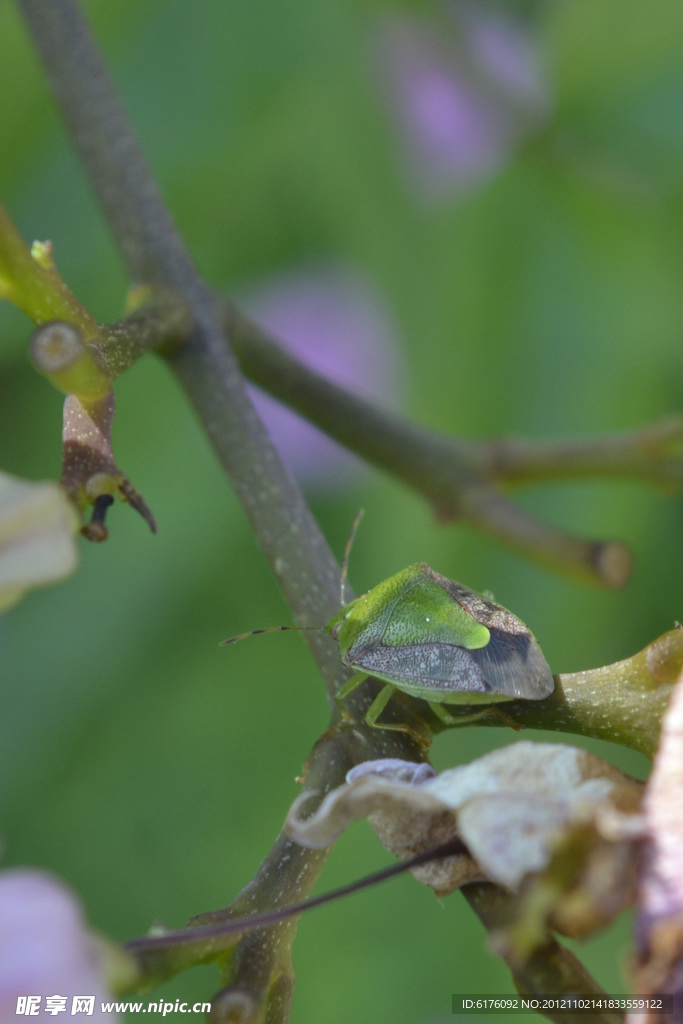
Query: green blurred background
[[1, 0, 683, 1021]]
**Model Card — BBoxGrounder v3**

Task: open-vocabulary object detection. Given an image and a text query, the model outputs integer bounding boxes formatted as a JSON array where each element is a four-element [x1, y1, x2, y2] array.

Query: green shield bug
[[221, 526, 554, 735], [326, 562, 554, 732]]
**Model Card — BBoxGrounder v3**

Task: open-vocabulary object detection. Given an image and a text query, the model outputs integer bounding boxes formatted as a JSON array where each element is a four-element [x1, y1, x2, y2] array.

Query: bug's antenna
[[220, 625, 319, 646], [340, 508, 365, 607], [124, 836, 467, 953]]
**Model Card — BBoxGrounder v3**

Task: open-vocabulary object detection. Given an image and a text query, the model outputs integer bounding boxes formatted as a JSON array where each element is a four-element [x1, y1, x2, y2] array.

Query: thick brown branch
[[15, 3, 433, 1016]]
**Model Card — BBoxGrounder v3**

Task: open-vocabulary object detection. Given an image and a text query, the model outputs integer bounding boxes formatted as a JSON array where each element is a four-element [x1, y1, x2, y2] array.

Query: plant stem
[[16, 3, 431, 1016], [437, 627, 683, 759], [17, 0, 344, 682], [15, 2, 676, 1015], [94, 299, 682, 588], [122, 719, 426, 997], [480, 416, 683, 490], [0, 204, 96, 332], [463, 882, 624, 1024]]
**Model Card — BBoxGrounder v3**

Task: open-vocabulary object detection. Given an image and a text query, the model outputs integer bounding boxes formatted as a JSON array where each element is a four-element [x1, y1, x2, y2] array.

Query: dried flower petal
[[633, 667, 683, 1021], [0, 471, 79, 612], [287, 743, 642, 898]]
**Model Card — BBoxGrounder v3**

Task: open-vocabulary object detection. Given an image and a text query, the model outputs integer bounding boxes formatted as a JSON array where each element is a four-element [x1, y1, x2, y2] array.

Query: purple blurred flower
[[243, 267, 401, 488], [376, 2, 550, 198], [0, 870, 117, 1022]]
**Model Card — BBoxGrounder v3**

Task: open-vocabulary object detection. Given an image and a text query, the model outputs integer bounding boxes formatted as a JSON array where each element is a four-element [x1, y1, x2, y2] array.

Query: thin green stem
[[0, 204, 96, 332], [30, 320, 111, 400]]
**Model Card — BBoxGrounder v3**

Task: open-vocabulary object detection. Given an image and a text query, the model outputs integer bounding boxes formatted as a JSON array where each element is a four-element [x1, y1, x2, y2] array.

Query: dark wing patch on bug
[[470, 627, 555, 700]]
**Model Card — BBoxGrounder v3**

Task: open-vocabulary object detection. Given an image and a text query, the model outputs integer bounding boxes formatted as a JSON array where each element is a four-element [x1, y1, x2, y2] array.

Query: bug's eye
[[331, 624, 340, 639]]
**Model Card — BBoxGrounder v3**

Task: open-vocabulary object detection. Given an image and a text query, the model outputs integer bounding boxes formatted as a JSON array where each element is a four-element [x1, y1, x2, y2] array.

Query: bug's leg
[[364, 683, 396, 728], [427, 702, 522, 730], [365, 685, 431, 747], [489, 705, 523, 731], [335, 671, 368, 720], [336, 678, 431, 746], [427, 702, 493, 727]]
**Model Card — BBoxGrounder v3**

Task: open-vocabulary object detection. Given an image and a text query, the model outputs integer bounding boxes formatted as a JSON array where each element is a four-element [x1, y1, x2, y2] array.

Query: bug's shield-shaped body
[[326, 563, 554, 703]]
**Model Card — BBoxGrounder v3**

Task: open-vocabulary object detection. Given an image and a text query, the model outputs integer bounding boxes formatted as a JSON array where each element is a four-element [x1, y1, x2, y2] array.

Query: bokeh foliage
[[1, 0, 682, 1021]]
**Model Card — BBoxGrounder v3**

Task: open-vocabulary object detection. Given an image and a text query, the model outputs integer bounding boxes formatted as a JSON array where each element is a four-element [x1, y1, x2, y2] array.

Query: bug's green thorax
[[325, 564, 490, 659]]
